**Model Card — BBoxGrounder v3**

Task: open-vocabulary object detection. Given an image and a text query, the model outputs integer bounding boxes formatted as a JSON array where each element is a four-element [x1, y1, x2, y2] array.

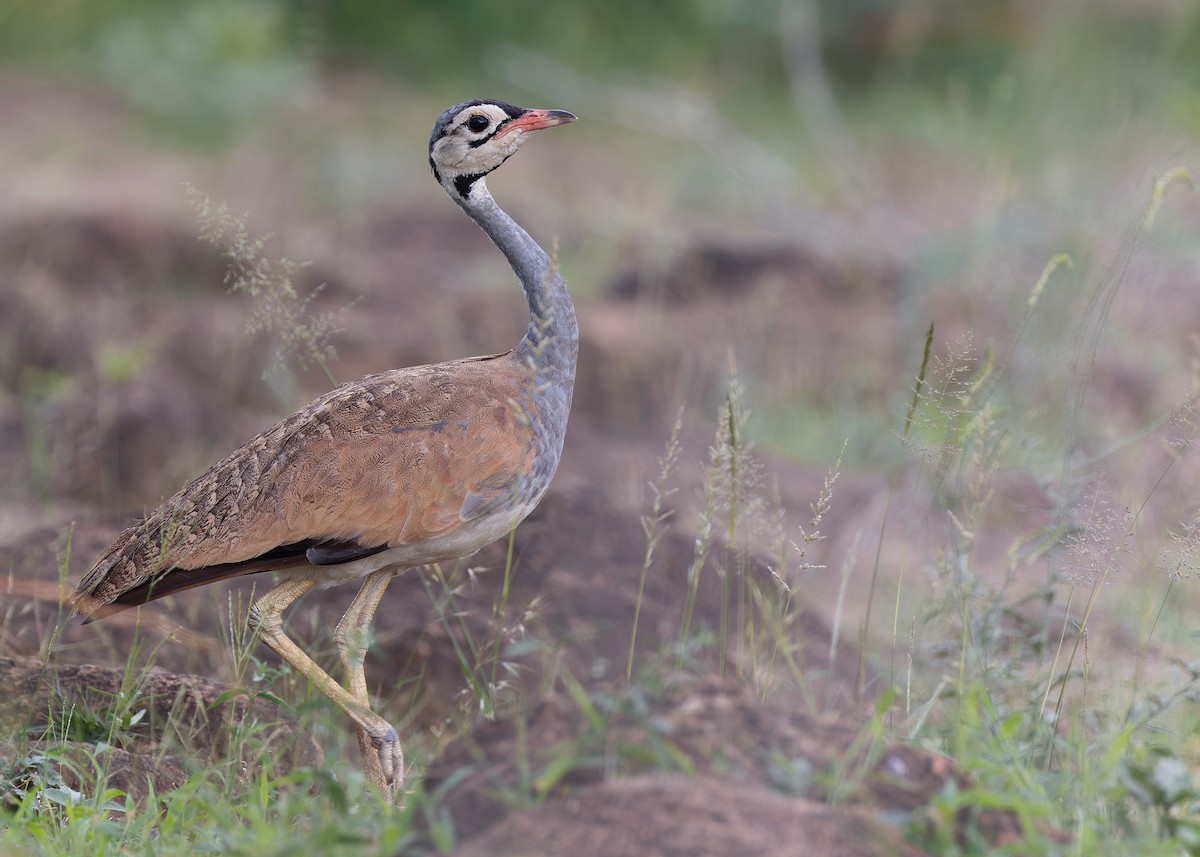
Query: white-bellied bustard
[[73, 100, 578, 801]]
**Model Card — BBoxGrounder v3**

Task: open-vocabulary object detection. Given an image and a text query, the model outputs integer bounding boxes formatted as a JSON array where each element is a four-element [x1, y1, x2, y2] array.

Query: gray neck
[[455, 179, 578, 393]]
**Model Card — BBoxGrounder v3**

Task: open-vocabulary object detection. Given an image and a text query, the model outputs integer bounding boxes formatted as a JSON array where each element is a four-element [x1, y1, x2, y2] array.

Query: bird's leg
[[335, 568, 399, 705], [248, 577, 404, 794], [333, 568, 401, 799]]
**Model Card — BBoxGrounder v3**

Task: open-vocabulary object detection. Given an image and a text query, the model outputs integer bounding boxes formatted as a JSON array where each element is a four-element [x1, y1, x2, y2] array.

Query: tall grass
[[879, 173, 1200, 852]]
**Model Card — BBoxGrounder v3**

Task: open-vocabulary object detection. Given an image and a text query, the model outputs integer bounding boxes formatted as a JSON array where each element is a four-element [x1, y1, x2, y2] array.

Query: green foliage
[[1, 750, 123, 818], [1123, 747, 1200, 852], [96, 1, 303, 140], [1, 0, 303, 142], [7, 0, 1198, 124]]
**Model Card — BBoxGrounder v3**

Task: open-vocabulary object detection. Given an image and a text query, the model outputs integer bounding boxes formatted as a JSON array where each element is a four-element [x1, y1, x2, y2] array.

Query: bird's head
[[429, 100, 576, 203]]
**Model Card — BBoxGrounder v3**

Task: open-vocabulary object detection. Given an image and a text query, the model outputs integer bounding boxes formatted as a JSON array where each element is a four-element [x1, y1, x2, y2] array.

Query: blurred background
[[4, 0, 1200, 681]]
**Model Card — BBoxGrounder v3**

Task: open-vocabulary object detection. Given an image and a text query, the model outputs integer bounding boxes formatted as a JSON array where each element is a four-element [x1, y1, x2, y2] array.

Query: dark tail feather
[[76, 537, 390, 622], [76, 551, 314, 622]]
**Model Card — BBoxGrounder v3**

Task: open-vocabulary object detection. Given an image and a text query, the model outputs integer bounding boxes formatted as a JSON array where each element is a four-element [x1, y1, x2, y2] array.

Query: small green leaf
[[211, 688, 248, 708], [41, 786, 83, 807], [254, 690, 287, 707]]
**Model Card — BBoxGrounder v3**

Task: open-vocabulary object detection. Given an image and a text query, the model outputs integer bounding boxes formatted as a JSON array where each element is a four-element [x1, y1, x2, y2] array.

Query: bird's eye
[[466, 115, 490, 133]]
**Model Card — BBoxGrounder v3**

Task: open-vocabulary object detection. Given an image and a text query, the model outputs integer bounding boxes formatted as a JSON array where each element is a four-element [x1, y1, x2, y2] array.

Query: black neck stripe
[[454, 172, 484, 197]]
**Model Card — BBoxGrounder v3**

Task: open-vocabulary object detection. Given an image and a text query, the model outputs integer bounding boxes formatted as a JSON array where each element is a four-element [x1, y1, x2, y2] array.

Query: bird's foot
[[368, 724, 405, 799]]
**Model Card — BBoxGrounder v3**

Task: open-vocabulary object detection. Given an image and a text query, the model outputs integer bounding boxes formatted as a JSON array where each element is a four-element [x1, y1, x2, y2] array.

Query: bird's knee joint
[[248, 601, 279, 637]]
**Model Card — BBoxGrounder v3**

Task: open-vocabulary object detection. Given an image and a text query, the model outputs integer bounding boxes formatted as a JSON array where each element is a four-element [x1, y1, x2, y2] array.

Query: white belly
[[288, 495, 542, 590]]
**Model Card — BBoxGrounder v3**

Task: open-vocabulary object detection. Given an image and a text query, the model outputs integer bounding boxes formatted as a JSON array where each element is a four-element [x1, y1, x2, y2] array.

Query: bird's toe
[[371, 725, 405, 788]]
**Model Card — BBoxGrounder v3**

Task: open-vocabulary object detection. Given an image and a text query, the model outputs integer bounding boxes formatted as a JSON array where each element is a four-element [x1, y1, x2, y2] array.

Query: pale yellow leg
[[333, 568, 402, 799], [248, 577, 403, 794]]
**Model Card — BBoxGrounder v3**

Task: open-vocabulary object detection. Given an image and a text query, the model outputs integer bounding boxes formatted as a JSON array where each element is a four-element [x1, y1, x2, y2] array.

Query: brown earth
[[450, 774, 928, 857], [0, 654, 321, 804]]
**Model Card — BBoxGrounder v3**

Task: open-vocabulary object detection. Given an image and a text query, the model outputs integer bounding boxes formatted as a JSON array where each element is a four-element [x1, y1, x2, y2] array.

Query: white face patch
[[436, 103, 520, 170], [431, 103, 527, 189]]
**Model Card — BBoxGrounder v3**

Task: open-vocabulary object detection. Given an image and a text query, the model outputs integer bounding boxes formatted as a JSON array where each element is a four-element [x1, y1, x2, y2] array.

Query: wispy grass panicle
[[679, 370, 751, 663], [1165, 512, 1200, 583], [790, 439, 844, 580], [860, 322, 934, 699], [1165, 394, 1200, 457], [1161, 400, 1200, 579], [678, 365, 785, 678], [757, 442, 845, 703], [906, 331, 979, 475], [1059, 477, 1134, 587], [188, 186, 350, 383], [704, 371, 767, 538], [628, 410, 683, 680], [707, 371, 763, 675]]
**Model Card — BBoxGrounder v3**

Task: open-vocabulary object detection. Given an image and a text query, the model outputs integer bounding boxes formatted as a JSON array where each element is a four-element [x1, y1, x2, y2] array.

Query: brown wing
[[74, 353, 536, 616]]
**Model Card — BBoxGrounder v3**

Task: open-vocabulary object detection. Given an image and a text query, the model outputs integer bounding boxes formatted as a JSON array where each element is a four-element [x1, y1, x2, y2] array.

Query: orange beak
[[495, 108, 577, 139]]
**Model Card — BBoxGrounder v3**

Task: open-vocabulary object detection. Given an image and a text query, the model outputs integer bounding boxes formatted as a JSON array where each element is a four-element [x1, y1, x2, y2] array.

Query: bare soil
[[0, 655, 321, 803]]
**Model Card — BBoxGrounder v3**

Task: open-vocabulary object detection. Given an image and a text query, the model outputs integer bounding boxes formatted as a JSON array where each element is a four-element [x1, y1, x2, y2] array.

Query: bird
[[72, 99, 578, 800]]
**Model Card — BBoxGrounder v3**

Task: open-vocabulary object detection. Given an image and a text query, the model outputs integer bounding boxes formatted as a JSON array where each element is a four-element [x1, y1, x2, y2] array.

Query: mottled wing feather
[[74, 354, 536, 614]]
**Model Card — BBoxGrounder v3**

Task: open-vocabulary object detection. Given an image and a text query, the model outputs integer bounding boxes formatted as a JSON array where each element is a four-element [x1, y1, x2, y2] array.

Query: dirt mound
[[0, 655, 321, 804], [450, 774, 926, 857], [424, 674, 1032, 853]]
